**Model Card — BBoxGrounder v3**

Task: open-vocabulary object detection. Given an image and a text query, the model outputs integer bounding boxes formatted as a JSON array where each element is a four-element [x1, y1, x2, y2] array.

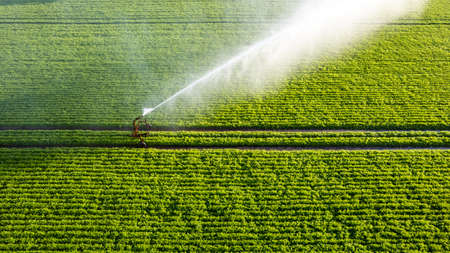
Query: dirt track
[[0, 125, 448, 132], [2, 145, 448, 151], [148, 146, 450, 151], [0, 18, 447, 26]]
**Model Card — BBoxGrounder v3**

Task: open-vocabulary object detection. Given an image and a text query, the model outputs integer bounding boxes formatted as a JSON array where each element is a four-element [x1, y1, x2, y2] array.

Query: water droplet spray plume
[[143, 0, 427, 116], [142, 31, 284, 116]]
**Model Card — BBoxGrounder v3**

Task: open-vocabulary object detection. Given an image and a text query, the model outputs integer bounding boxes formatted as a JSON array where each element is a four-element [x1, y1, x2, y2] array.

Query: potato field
[[0, 0, 448, 251], [0, 0, 448, 129], [1, 149, 449, 251]]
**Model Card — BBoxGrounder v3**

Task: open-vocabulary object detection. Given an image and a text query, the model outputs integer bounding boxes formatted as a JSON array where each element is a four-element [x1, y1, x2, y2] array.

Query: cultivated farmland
[[0, 0, 448, 129], [0, 0, 448, 252], [0, 149, 449, 251]]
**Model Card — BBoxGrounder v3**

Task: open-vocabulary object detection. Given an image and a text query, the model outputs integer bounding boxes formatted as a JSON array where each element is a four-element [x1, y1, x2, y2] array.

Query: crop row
[[0, 0, 298, 22], [0, 130, 448, 148], [0, 148, 448, 251], [0, 0, 446, 21]]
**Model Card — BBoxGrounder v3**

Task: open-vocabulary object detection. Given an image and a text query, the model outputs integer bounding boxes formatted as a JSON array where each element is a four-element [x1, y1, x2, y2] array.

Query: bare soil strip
[[0, 20, 447, 25], [146, 146, 450, 151], [0, 126, 448, 132], [2, 146, 449, 151]]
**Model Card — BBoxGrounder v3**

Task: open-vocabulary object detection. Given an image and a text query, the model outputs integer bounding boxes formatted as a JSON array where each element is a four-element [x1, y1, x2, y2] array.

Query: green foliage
[[0, 1, 448, 251], [0, 130, 448, 148], [0, 149, 448, 251], [0, 0, 448, 129]]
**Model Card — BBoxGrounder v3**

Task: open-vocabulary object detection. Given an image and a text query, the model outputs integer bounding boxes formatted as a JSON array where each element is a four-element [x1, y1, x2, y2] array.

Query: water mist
[[143, 0, 427, 116]]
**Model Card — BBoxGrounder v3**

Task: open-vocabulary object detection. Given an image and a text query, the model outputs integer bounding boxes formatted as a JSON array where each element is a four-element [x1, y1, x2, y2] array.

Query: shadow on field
[[0, 0, 57, 5]]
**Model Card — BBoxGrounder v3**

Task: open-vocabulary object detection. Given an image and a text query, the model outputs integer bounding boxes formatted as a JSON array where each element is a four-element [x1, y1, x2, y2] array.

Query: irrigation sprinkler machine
[[131, 108, 154, 148], [129, 0, 426, 148]]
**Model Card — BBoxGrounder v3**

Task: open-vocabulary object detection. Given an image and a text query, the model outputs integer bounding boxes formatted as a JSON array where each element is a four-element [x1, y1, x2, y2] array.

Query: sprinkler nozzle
[[143, 108, 154, 116]]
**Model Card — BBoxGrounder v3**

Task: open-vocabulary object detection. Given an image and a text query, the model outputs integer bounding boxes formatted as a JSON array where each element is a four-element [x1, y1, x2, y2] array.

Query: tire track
[[0, 20, 447, 25], [147, 146, 450, 151], [2, 146, 448, 151], [0, 126, 448, 132]]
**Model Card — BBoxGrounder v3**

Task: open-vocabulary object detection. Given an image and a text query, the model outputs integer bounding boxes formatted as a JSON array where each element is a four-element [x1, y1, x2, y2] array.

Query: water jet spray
[[143, 108, 154, 116], [141, 0, 427, 118]]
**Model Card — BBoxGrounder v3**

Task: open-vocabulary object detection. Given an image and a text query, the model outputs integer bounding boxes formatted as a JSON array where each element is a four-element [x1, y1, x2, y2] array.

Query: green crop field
[[0, 0, 448, 252], [0, 149, 448, 251], [0, 0, 448, 129]]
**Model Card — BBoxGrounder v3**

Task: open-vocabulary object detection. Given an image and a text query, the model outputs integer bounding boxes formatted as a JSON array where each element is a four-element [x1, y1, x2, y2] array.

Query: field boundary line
[[0, 20, 448, 25], [0, 127, 448, 132], [144, 146, 450, 151], [1, 145, 449, 151]]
